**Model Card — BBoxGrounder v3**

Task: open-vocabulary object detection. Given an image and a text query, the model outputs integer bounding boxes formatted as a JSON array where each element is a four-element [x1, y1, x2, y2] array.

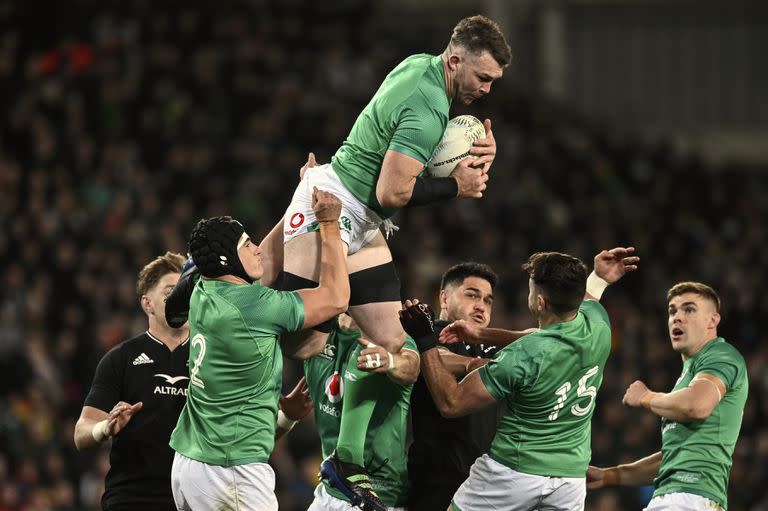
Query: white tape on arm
[[586, 271, 609, 300], [91, 419, 110, 442], [277, 409, 298, 431], [386, 352, 396, 373]]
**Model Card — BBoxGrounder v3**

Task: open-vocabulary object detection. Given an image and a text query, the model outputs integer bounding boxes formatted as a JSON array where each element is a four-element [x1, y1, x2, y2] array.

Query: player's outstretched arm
[[587, 451, 662, 490], [400, 300, 497, 418], [356, 338, 420, 385], [585, 246, 639, 301], [623, 376, 725, 422], [439, 320, 536, 347], [297, 188, 350, 329]]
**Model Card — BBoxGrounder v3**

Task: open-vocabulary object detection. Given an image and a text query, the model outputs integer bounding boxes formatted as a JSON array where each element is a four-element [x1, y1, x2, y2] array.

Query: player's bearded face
[[455, 51, 503, 105]]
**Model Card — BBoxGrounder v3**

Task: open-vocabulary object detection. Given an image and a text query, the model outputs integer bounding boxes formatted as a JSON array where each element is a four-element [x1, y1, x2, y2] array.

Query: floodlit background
[[0, 0, 766, 509]]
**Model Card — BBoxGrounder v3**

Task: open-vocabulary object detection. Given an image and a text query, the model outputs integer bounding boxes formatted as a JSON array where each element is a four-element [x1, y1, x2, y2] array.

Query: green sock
[[335, 344, 378, 466]]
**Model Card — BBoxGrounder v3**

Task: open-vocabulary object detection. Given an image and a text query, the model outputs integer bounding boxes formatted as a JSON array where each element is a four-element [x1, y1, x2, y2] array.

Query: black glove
[[399, 303, 439, 353], [165, 259, 199, 329]]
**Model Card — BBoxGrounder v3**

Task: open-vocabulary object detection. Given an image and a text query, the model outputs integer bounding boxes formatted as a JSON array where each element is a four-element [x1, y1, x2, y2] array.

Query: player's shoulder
[[701, 337, 746, 366], [100, 332, 152, 363], [495, 332, 548, 361]]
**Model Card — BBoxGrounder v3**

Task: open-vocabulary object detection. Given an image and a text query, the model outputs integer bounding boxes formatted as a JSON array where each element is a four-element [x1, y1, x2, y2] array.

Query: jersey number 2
[[190, 333, 206, 389], [548, 365, 599, 421]]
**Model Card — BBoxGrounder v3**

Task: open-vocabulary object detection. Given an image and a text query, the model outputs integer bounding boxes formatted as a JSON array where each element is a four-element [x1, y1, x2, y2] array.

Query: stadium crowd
[[0, 1, 766, 510]]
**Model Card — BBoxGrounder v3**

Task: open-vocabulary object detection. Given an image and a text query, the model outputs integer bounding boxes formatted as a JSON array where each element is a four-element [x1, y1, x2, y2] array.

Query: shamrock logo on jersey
[[324, 371, 344, 404]]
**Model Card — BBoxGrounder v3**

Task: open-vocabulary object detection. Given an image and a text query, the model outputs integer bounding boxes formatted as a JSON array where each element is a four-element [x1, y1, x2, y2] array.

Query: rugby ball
[[425, 115, 486, 177]]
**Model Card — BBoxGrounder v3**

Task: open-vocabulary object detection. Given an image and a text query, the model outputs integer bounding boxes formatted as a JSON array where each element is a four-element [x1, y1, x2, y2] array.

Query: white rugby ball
[[425, 115, 486, 177]]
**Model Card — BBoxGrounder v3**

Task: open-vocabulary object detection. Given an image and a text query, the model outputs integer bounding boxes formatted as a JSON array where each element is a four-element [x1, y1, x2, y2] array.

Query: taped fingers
[[364, 353, 382, 369]]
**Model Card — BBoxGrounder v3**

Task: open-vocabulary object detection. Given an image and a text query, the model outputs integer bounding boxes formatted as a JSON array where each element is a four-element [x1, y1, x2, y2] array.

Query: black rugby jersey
[[84, 331, 189, 511], [408, 320, 500, 511]]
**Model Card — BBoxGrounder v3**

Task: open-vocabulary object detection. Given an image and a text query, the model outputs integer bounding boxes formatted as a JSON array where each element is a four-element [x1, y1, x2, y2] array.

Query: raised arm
[[622, 375, 725, 422], [585, 246, 639, 301], [296, 188, 350, 329], [587, 451, 662, 490]]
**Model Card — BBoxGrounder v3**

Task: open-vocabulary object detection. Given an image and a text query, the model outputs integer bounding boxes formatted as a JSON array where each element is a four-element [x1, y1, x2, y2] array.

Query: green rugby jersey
[[654, 337, 748, 508], [304, 325, 415, 506], [479, 300, 611, 477], [331, 54, 451, 219], [170, 279, 304, 466]]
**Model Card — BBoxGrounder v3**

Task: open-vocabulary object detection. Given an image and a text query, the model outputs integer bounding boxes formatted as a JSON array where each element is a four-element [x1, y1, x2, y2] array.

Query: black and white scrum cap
[[188, 216, 251, 282]]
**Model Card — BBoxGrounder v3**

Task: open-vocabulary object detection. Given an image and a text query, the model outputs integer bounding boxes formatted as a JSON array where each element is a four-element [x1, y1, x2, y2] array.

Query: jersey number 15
[[548, 365, 599, 421]]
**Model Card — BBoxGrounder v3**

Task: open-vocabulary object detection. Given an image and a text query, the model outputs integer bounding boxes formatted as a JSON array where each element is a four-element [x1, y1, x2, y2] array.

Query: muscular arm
[[420, 348, 497, 418], [587, 452, 662, 489], [357, 340, 421, 385], [438, 348, 489, 378], [376, 150, 427, 208], [387, 348, 420, 385], [640, 376, 725, 422]]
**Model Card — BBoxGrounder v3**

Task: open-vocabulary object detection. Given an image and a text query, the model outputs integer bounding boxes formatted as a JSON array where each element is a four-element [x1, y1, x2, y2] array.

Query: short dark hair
[[667, 282, 721, 312], [522, 252, 587, 315], [440, 262, 498, 291], [450, 15, 512, 68], [136, 252, 185, 298]]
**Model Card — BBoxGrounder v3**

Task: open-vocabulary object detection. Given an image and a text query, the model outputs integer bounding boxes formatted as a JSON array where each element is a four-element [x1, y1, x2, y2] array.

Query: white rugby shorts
[[171, 452, 277, 511], [283, 163, 384, 255], [644, 492, 725, 511], [451, 454, 586, 511], [307, 483, 407, 511]]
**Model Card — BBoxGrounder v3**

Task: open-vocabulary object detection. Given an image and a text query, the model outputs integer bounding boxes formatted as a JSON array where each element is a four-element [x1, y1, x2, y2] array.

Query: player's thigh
[[170, 454, 277, 511], [347, 231, 392, 273], [230, 462, 278, 511], [451, 455, 543, 511], [284, 231, 324, 281], [539, 476, 586, 511], [643, 492, 724, 511], [347, 233, 404, 352], [170, 454, 232, 511]]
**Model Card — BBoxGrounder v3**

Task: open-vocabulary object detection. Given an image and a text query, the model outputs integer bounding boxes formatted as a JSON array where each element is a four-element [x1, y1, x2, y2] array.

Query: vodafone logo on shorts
[[324, 371, 344, 404], [289, 213, 304, 228], [284, 212, 305, 236]]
